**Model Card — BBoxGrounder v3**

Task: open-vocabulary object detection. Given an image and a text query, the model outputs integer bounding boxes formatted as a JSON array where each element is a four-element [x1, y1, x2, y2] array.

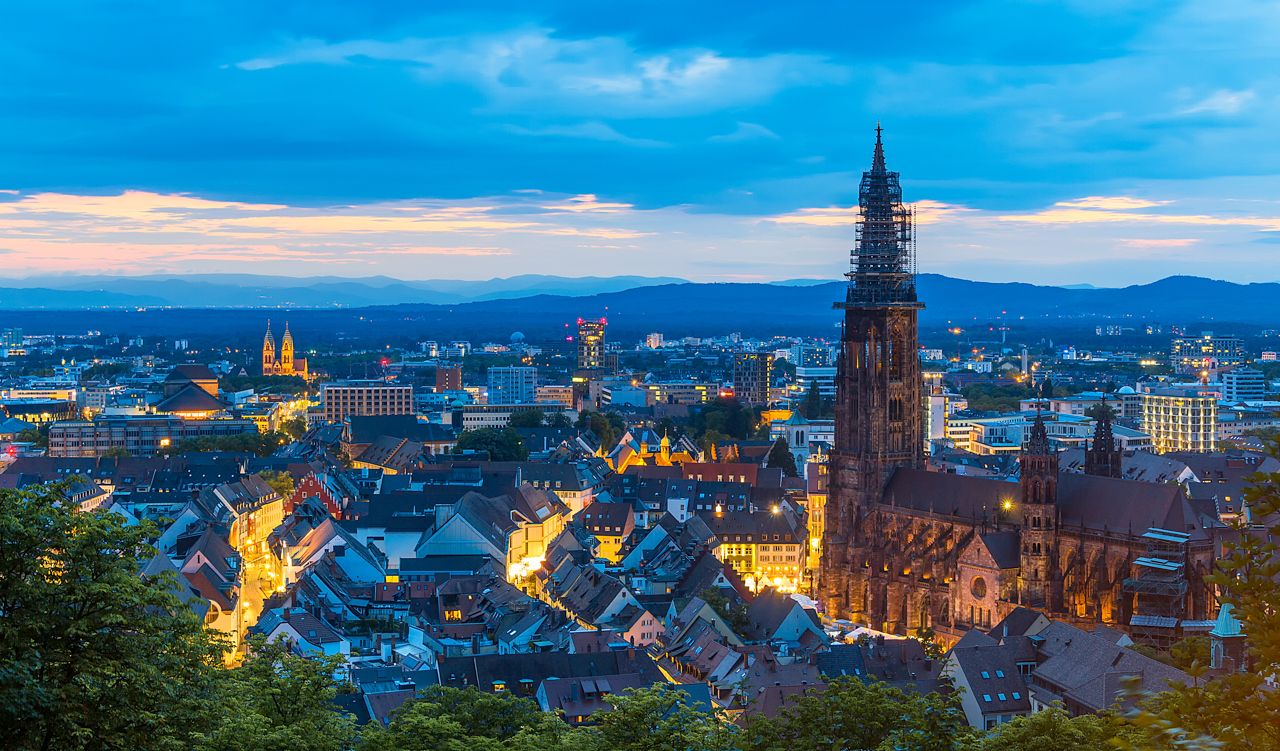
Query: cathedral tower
[[820, 126, 925, 620], [262, 321, 277, 376], [1084, 396, 1122, 478], [280, 322, 295, 376], [1019, 410, 1058, 608]]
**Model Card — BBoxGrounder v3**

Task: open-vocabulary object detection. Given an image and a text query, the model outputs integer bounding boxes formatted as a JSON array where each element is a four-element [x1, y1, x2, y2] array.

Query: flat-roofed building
[[48, 415, 258, 457], [321, 381, 414, 423]]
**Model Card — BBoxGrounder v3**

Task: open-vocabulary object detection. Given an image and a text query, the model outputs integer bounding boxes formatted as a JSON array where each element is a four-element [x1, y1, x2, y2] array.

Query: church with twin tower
[[818, 128, 1217, 644], [262, 321, 308, 378]]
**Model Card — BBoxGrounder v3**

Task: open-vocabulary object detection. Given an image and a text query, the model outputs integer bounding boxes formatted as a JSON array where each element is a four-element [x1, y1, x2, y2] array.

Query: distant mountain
[[0, 273, 688, 308], [0, 274, 1279, 340]]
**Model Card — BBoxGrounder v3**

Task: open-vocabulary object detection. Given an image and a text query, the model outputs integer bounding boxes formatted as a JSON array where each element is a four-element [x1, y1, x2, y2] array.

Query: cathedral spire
[[871, 122, 886, 173], [1026, 409, 1052, 456]]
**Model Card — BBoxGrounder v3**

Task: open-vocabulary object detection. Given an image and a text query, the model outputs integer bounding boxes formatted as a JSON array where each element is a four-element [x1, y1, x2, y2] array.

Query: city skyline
[[2, 1, 1279, 285]]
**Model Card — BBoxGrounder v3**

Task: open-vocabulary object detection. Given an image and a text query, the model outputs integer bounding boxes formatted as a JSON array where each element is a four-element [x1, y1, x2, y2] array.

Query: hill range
[[0, 274, 1273, 342]]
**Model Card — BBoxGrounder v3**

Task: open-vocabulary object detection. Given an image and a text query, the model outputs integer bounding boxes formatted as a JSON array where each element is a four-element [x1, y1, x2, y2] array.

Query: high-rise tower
[[262, 320, 276, 376], [820, 126, 925, 620]]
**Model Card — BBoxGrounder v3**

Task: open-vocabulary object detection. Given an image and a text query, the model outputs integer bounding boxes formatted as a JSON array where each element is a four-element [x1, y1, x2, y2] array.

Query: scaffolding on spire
[[837, 125, 920, 310]]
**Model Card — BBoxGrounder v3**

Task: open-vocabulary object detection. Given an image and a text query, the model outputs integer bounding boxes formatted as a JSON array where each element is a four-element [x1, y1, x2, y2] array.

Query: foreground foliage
[[0, 485, 227, 751]]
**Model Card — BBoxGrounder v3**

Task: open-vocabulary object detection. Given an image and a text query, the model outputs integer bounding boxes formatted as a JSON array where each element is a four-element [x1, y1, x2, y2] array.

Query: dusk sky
[[2, 1, 1279, 285]]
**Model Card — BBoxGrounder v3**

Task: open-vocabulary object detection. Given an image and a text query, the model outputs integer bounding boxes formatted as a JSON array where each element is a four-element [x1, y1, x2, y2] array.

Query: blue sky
[[1, 0, 1278, 284]]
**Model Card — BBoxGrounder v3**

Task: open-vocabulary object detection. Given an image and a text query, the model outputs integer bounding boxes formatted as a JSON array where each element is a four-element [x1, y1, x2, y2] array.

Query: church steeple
[[262, 320, 276, 376], [280, 321, 295, 376], [871, 122, 886, 173], [1084, 395, 1122, 478], [1019, 390, 1059, 609]]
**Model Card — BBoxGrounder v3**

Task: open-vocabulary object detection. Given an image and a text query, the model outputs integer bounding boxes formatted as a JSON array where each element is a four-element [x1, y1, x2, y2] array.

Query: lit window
[[981, 671, 990, 679], [983, 695, 992, 702]]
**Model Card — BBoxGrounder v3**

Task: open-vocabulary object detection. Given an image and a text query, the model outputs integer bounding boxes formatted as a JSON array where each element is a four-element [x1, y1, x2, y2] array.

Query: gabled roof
[[166, 363, 218, 383], [156, 384, 226, 413], [950, 645, 1032, 715]]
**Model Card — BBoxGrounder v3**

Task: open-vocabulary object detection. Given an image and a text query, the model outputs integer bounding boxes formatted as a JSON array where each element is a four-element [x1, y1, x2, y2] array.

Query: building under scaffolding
[[1124, 528, 1213, 648]]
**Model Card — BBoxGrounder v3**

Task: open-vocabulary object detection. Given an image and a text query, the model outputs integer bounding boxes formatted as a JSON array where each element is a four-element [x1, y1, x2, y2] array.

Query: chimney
[[1003, 624, 1009, 638]]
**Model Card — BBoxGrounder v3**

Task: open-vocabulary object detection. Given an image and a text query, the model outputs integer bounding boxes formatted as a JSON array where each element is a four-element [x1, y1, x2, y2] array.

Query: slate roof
[[438, 650, 664, 693], [987, 606, 1049, 639], [346, 415, 453, 444], [951, 645, 1033, 715], [881, 467, 1206, 540], [1031, 621, 1192, 713], [166, 363, 219, 383], [980, 532, 1021, 569]]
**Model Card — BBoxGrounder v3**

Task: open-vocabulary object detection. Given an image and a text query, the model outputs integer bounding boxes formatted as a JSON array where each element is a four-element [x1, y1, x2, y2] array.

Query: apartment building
[[321, 381, 414, 423], [1170, 333, 1245, 372], [732, 352, 773, 406], [700, 508, 806, 592]]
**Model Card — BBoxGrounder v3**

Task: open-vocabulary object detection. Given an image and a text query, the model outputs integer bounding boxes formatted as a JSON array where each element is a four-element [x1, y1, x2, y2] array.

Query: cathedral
[[817, 129, 1218, 642], [262, 321, 308, 378]]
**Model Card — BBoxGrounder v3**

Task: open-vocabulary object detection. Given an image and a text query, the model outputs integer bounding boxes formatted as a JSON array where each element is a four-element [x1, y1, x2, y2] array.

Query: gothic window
[[971, 576, 987, 599]]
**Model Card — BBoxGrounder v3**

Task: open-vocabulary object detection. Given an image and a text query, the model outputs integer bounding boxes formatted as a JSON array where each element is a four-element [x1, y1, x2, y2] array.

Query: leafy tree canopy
[[509, 410, 545, 428], [766, 438, 799, 477], [454, 428, 528, 461], [0, 484, 227, 751]]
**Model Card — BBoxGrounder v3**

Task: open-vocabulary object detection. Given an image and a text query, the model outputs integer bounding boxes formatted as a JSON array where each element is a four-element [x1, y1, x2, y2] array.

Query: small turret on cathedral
[[1084, 396, 1123, 478], [1018, 410, 1058, 608]]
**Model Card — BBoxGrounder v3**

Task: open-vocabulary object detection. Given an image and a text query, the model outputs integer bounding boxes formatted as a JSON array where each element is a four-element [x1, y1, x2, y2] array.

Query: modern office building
[[1169, 333, 1245, 372], [733, 352, 773, 406], [1222, 367, 1265, 403], [487, 366, 538, 404], [320, 381, 414, 423], [795, 366, 837, 401], [48, 415, 258, 458], [1139, 389, 1217, 453], [577, 318, 607, 369], [643, 381, 717, 406]]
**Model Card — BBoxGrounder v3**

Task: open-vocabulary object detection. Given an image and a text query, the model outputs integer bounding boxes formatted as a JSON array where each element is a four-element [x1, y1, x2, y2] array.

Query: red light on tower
[[381, 358, 388, 366]]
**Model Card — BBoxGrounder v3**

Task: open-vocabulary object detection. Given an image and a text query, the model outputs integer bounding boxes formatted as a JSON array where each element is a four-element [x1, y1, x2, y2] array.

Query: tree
[[545, 412, 573, 429], [359, 685, 545, 751], [102, 445, 133, 458], [0, 484, 227, 751], [259, 470, 295, 501], [453, 428, 528, 461], [172, 431, 290, 458], [577, 410, 623, 450], [803, 381, 822, 419], [591, 683, 739, 751], [975, 706, 1112, 751], [1084, 403, 1119, 421], [282, 417, 309, 440], [509, 410, 545, 428], [699, 587, 751, 633], [766, 438, 799, 477], [15, 425, 47, 448], [196, 637, 356, 751], [1119, 457, 1280, 751], [740, 675, 972, 751]]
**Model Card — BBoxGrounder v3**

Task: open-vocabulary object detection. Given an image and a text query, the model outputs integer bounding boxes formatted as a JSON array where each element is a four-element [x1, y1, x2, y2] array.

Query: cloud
[[235, 28, 849, 117], [1054, 196, 1171, 210], [1181, 89, 1256, 115], [709, 122, 780, 143], [1118, 238, 1201, 248], [504, 121, 668, 147]]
